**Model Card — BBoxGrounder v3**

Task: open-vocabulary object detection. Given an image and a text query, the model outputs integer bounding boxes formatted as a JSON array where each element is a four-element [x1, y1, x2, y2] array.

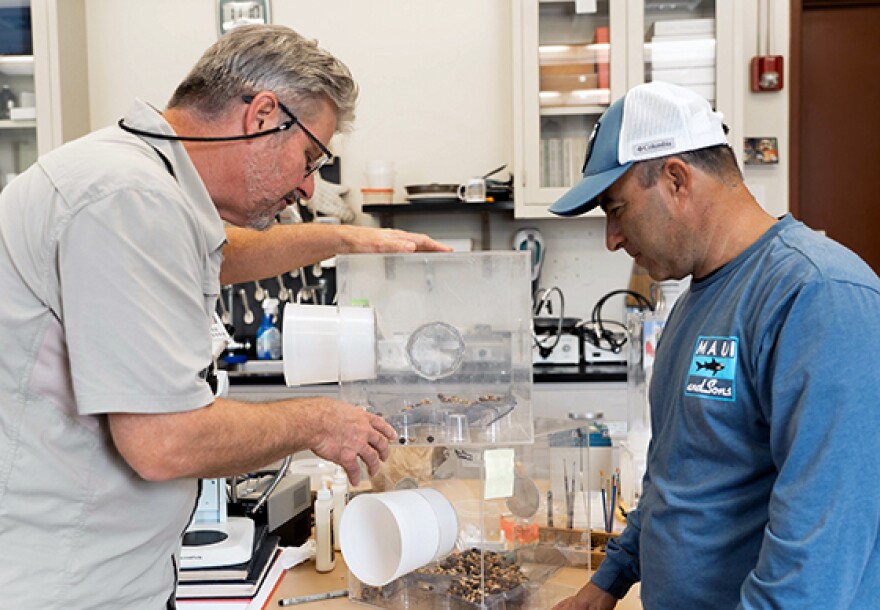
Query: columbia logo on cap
[[634, 138, 675, 156]]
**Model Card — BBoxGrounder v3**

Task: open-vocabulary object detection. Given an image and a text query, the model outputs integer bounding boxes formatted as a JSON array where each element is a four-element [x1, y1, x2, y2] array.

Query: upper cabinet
[[513, 0, 742, 218], [0, 0, 89, 193]]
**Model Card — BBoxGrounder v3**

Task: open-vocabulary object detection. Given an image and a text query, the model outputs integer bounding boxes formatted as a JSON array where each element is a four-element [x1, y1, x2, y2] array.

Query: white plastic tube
[[339, 488, 458, 587], [282, 304, 376, 386]]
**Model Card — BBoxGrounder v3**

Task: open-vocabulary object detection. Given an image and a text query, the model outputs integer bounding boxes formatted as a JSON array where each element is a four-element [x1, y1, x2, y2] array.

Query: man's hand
[[306, 398, 398, 485], [338, 225, 452, 254], [551, 582, 619, 610]]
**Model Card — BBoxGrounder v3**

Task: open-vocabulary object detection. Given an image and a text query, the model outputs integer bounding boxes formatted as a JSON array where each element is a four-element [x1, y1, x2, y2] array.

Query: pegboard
[[218, 264, 337, 357]]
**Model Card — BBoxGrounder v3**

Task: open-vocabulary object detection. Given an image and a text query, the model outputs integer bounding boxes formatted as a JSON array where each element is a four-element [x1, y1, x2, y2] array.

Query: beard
[[243, 150, 298, 231]]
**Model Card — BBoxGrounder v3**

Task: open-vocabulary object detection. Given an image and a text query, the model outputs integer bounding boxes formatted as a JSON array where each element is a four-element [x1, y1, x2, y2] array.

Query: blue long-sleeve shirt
[[593, 215, 880, 608]]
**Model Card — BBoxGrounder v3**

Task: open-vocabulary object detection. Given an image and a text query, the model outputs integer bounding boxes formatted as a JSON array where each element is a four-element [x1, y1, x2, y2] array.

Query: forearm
[[108, 395, 395, 484], [109, 397, 320, 480], [221, 225, 343, 284], [221, 224, 452, 285]]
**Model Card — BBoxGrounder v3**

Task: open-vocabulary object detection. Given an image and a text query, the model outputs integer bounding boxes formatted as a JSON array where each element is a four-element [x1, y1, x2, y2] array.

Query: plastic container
[[336, 252, 535, 447], [361, 188, 394, 205], [288, 457, 336, 492], [256, 297, 282, 360], [314, 487, 335, 573], [365, 160, 395, 189], [331, 466, 349, 551]]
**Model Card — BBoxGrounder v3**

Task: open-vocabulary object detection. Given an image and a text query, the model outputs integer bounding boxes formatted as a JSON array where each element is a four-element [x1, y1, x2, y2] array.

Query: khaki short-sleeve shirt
[[0, 99, 227, 608]]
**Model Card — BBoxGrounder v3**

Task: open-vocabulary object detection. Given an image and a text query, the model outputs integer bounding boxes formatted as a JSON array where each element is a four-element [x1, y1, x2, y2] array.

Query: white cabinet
[[0, 0, 89, 192], [513, 0, 743, 219], [0, 53, 36, 189]]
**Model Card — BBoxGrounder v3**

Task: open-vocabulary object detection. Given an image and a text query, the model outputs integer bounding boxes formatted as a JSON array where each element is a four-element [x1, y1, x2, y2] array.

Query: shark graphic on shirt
[[696, 358, 725, 376]]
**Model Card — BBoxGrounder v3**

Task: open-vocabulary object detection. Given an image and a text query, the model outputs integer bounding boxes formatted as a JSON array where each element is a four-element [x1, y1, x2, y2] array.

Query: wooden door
[[790, 1, 880, 273]]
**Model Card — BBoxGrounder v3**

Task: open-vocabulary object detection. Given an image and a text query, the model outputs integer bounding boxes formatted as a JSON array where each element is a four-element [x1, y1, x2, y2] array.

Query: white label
[[483, 448, 515, 500]]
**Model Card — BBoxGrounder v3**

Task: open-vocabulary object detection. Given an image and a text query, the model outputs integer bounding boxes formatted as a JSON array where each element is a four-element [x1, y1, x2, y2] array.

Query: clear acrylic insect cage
[[343, 422, 601, 609], [335, 252, 535, 448]]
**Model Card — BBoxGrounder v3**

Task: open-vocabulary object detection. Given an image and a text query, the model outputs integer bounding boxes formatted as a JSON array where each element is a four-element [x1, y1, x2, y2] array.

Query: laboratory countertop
[[266, 555, 643, 609]]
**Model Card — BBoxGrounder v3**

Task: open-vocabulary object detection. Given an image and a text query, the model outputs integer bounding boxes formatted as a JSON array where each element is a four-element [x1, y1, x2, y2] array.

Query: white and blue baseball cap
[[549, 81, 728, 217]]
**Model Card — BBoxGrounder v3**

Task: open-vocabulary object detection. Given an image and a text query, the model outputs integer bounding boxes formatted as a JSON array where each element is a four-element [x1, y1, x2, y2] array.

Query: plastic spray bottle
[[330, 466, 349, 551], [314, 486, 335, 573], [256, 297, 282, 360]]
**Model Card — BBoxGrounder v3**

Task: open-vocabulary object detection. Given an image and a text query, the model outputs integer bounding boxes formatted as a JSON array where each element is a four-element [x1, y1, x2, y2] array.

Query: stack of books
[[176, 526, 285, 610]]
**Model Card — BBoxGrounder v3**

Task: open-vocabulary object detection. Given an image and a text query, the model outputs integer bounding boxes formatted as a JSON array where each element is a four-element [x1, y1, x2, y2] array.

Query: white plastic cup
[[282, 303, 377, 386], [365, 160, 395, 189], [340, 488, 457, 587]]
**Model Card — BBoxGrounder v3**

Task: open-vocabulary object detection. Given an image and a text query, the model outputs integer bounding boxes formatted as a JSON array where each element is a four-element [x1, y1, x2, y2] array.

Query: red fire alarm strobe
[[751, 55, 784, 92]]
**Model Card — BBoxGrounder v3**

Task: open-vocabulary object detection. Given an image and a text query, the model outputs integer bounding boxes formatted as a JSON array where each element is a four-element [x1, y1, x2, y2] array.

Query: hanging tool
[[276, 276, 290, 301], [238, 288, 254, 325]]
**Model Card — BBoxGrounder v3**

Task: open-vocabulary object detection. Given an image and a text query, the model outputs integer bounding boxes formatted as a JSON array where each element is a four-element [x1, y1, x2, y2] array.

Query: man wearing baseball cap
[[550, 82, 880, 609]]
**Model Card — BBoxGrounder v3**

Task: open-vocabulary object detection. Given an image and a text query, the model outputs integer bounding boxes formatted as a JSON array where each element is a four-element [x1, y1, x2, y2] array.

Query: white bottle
[[314, 487, 335, 573], [330, 466, 349, 551]]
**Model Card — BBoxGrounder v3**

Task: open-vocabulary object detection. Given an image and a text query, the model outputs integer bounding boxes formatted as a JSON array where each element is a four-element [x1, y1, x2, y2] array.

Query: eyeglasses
[[242, 94, 334, 178]]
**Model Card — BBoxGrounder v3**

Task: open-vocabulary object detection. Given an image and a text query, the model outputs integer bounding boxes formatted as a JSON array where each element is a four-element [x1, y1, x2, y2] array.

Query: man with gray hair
[[0, 25, 447, 608]]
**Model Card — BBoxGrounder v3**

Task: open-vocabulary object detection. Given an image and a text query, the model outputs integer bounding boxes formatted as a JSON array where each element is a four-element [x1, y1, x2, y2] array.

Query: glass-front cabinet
[[0, 2, 36, 192], [514, 0, 739, 218], [0, 0, 89, 194]]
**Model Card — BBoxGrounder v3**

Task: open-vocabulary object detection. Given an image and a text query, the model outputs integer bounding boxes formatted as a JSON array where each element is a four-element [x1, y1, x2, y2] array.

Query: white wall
[[84, 0, 514, 191], [80, 0, 790, 322], [740, 0, 789, 219]]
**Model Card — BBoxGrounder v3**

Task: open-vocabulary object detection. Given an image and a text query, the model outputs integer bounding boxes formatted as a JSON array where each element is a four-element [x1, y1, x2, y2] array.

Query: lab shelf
[[362, 200, 514, 250], [0, 119, 36, 129]]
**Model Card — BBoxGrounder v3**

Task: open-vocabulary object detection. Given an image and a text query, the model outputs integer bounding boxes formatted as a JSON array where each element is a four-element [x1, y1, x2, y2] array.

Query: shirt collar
[[120, 99, 227, 253]]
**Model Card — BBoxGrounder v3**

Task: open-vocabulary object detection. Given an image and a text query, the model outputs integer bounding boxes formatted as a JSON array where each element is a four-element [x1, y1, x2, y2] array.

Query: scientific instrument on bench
[[181, 316, 311, 570]]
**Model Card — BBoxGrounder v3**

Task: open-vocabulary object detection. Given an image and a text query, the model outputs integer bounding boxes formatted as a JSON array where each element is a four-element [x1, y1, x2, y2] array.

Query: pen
[[601, 486, 607, 531], [278, 589, 349, 606]]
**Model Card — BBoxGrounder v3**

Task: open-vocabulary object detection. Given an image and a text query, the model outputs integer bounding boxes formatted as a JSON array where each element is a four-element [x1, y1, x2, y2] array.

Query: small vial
[[447, 413, 471, 443], [314, 487, 335, 572]]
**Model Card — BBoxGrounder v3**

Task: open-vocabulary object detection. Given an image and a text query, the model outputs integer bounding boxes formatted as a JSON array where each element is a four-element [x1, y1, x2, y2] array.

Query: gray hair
[[167, 24, 358, 131]]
